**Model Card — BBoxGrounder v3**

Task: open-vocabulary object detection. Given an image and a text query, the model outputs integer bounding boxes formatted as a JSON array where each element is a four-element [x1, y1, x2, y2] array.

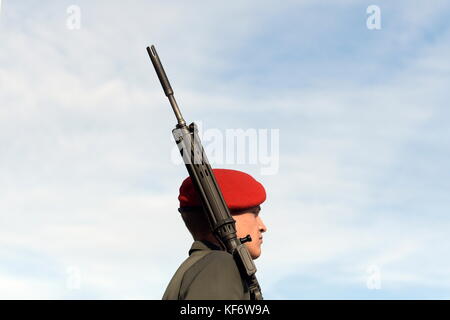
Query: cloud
[[0, 1, 450, 299]]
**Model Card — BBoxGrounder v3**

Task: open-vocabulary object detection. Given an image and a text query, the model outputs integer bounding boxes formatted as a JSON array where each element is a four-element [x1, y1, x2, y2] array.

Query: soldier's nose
[[258, 217, 267, 233]]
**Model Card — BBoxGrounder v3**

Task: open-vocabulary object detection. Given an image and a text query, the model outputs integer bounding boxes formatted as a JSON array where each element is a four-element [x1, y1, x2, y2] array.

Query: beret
[[178, 169, 266, 211]]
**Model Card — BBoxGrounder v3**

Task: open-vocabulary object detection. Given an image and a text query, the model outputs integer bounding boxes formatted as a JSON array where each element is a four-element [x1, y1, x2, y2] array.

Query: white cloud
[[0, 1, 450, 299]]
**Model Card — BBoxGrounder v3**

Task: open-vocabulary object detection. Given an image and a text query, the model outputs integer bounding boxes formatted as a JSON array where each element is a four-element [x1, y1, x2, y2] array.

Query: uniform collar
[[189, 240, 222, 255]]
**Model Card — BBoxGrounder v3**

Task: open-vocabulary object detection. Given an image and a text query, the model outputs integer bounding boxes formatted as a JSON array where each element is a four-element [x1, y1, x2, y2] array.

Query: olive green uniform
[[162, 241, 250, 300]]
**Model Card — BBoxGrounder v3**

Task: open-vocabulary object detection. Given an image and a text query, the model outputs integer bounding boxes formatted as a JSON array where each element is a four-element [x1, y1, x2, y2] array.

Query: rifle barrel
[[147, 45, 186, 127]]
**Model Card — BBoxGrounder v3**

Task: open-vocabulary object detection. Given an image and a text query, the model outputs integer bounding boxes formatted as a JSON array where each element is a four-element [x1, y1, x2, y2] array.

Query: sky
[[1, 0, 450, 299]]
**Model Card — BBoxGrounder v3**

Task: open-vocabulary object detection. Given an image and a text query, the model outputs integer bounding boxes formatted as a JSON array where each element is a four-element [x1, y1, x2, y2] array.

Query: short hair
[[179, 205, 261, 240], [179, 207, 212, 239]]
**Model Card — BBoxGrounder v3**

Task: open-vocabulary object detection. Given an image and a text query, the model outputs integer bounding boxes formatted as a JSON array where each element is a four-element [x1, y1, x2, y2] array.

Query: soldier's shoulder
[[190, 250, 239, 276], [181, 250, 248, 299]]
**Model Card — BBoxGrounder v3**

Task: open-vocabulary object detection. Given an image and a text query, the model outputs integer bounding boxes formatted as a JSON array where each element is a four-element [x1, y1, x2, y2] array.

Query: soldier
[[162, 168, 268, 300]]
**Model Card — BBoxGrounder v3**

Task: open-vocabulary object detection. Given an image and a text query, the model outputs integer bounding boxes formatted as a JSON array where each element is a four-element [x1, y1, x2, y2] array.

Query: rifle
[[146, 45, 263, 300]]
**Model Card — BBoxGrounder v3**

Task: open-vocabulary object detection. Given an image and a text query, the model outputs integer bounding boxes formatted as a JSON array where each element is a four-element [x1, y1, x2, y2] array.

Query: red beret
[[178, 169, 266, 211]]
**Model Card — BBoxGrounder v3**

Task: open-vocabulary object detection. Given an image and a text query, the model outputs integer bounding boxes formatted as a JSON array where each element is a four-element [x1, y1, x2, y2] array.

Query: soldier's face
[[232, 206, 267, 260]]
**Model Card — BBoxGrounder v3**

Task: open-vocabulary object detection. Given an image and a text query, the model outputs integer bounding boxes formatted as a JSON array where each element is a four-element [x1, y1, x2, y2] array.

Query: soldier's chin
[[249, 249, 261, 260]]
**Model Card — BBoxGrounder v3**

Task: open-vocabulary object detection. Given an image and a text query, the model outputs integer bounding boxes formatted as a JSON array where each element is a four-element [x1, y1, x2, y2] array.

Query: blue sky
[[1, 0, 450, 299]]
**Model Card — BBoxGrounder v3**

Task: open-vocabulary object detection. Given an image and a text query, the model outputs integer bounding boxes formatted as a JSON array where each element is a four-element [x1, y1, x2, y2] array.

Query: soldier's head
[[178, 169, 268, 260]]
